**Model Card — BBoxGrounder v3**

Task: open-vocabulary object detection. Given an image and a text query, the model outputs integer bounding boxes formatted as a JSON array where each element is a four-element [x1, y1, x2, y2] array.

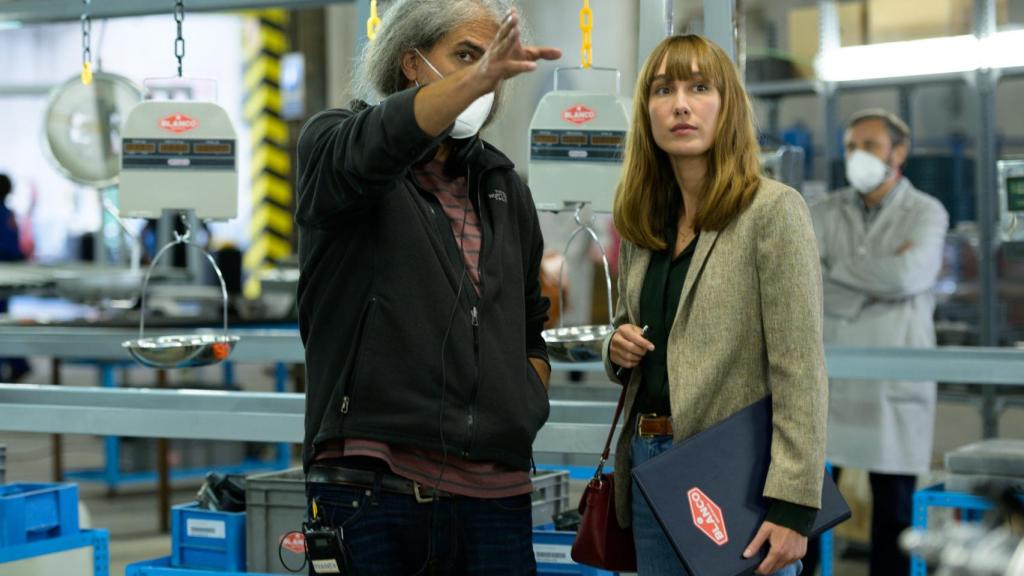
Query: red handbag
[[570, 386, 637, 571]]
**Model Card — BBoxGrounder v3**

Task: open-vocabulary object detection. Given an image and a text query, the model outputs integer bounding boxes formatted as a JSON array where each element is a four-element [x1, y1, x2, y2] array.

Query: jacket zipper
[[464, 159, 486, 457], [464, 304, 480, 457], [340, 296, 377, 415]]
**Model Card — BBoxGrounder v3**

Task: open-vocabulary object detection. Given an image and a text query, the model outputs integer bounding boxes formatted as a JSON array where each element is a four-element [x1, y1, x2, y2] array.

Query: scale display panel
[[119, 101, 238, 220], [528, 91, 631, 213]]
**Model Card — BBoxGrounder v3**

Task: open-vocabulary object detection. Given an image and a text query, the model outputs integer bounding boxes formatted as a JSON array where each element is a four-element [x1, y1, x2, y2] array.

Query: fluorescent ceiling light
[[816, 34, 980, 82], [0, 20, 22, 31], [981, 29, 1024, 69]]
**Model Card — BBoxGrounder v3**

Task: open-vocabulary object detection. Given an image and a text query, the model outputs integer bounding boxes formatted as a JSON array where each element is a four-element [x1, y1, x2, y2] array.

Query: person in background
[[294, 1, 560, 574], [0, 173, 30, 382], [805, 108, 948, 576], [605, 34, 827, 576]]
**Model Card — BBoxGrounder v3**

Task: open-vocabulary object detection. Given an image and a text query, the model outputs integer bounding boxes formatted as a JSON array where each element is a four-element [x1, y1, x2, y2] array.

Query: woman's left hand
[[742, 521, 807, 575]]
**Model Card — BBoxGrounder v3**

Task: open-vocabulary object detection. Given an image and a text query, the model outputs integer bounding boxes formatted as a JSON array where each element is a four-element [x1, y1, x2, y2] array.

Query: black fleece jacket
[[295, 86, 551, 472]]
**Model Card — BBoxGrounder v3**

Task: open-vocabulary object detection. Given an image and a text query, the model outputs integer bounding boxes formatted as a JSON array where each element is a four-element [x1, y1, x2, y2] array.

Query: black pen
[[614, 324, 649, 381]]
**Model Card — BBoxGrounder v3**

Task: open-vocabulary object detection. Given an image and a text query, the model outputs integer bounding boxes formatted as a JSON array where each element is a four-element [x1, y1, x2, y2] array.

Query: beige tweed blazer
[[602, 177, 828, 527]]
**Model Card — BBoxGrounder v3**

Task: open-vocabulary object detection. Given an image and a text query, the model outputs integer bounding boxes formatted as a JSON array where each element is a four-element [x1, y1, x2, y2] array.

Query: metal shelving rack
[[747, 0, 1020, 438]]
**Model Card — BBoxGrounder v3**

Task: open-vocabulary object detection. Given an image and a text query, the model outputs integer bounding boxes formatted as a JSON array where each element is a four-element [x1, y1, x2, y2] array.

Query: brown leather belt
[[307, 464, 452, 503], [637, 414, 673, 438]]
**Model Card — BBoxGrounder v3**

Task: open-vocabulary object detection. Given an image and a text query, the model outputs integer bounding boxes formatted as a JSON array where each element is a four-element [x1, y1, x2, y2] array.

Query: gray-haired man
[[295, 1, 561, 573]]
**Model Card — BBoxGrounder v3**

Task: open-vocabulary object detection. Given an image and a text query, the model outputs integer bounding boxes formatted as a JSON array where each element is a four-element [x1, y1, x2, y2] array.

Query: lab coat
[[809, 179, 949, 474]]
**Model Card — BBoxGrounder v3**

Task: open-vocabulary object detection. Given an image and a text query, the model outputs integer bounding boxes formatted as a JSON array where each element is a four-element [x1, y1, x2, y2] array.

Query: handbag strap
[[589, 382, 629, 482], [602, 384, 628, 460]]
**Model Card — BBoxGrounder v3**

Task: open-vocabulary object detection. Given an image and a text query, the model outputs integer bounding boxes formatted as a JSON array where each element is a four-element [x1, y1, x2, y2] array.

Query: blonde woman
[[603, 35, 828, 576]]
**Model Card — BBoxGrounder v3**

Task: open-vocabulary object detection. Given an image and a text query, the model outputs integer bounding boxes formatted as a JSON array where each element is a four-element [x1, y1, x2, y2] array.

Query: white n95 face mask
[[844, 149, 890, 194], [414, 48, 494, 139]]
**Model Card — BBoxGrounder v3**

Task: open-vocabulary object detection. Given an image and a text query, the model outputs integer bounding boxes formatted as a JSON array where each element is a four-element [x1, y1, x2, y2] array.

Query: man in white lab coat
[[808, 109, 949, 576]]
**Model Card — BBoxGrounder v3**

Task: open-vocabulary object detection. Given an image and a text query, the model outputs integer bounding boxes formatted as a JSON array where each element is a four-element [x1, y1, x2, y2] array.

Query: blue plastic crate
[[533, 529, 616, 576], [0, 482, 79, 547], [171, 502, 246, 572], [0, 528, 108, 575], [127, 555, 279, 576]]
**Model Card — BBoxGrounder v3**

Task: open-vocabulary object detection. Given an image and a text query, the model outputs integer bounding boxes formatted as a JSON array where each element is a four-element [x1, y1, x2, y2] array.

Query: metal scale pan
[[122, 223, 238, 369], [541, 205, 615, 363]]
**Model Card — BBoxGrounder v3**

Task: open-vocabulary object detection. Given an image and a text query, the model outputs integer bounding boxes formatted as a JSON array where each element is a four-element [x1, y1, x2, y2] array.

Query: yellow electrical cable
[[367, 0, 381, 41], [579, 0, 593, 69]]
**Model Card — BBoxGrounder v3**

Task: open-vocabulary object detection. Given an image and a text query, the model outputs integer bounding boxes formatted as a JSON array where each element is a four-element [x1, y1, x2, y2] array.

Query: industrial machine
[[529, 68, 628, 360], [119, 101, 238, 221], [999, 159, 1024, 245], [902, 439, 1024, 576], [117, 100, 241, 369], [43, 72, 146, 188], [760, 145, 806, 194], [528, 67, 630, 213]]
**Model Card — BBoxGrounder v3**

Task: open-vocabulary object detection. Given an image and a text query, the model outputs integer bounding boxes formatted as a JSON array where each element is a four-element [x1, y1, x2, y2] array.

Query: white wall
[[0, 14, 249, 262]]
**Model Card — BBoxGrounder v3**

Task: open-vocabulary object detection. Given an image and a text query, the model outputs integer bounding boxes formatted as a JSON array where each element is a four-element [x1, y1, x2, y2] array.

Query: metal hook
[[556, 203, 614, 330], [138, 222, 230, 340], [572, 203, 596, 228], [170, 212, 194, 245]]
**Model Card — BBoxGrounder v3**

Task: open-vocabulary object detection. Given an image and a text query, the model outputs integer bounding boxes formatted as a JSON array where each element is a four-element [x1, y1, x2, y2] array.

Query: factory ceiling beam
[[0, 0, 352, 25]]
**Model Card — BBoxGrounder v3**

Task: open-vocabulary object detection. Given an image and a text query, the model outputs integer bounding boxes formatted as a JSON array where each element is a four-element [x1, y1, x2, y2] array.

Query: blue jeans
[[631, 434, 802, 576], [306, 479, 537, 575]]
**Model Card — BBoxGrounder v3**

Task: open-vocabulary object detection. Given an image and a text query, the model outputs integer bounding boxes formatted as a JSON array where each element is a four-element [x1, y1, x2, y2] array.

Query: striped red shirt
[[411, 159, 483, 294], [317, 439, 532, 498]]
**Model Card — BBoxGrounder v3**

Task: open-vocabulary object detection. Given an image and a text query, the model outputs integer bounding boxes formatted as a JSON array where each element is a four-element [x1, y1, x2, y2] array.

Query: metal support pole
[[185, 211, 203, 285], [100, 364, 119, 495], [975, 0, 1000, 438], [703, 0, 735, 62], [50, 359, 63, 482], [765, 98, 781, 136], [638, 0, 673, 70], [157, 369, 171, 533], [898, 87, 913, 136], [823, 82, 840, 188], [818, 0, 842, 186], [156, 213, 173, 272], [818, 0, 841, 54], [92, 230, 107, 265], [274, 362, 290, 468]]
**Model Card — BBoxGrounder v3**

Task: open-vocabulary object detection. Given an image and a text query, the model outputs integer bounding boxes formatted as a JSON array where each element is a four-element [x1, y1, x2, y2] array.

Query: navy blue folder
[[631, 396, 851, 576]]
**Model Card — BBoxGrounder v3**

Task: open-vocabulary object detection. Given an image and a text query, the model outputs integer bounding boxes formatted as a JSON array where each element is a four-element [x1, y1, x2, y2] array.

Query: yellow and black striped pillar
[[243, 9, 292, 299]]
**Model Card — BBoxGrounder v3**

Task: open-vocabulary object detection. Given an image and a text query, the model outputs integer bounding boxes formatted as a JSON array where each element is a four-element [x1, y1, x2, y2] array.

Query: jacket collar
[[625, 229, 722, 327]]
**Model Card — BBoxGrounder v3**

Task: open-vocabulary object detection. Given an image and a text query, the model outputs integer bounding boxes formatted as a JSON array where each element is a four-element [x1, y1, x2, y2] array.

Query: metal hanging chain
[[579, 0, 593, 69], [366, 0, 381, 41], [174, 0, 186, 77], [81, 0, 93, 84]]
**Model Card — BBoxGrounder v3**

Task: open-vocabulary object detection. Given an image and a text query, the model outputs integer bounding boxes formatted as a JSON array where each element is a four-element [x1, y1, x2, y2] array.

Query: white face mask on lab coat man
[[844, 149, 892, 194]]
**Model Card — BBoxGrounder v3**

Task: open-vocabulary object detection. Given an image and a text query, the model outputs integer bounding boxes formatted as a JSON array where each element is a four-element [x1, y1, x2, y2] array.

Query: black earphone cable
[[412, 150, 476, 576]]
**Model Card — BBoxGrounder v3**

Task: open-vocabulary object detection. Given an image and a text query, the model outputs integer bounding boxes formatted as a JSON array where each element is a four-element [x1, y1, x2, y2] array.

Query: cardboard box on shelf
[[868, 0, 1008, 44], [788, 2, 866, 79]]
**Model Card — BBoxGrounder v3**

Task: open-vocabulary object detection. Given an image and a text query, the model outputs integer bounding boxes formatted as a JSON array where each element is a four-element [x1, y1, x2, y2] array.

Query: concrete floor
[[13, 357, 1019, 575]]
